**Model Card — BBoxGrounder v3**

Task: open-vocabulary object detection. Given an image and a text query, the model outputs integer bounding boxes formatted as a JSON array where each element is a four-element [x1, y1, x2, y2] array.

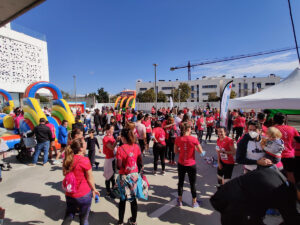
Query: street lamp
[[153, 64, 158, 116], [73, 75, 77, 109], [178, 88, 181, 108]]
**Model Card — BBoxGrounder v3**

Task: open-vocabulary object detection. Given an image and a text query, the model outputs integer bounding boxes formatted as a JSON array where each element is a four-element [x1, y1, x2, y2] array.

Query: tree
[[61, 90, 71, 99], [110, 95, 118, 103], [38, 95, 49, 103], [157, 91, 167, 102], [136, 92, 144, 102], [172, 83, 191, 102], [230, 90, 237, 99], [141, 88, 155, 102], [208, 92, 220, 102], [96, 88, 109, 103]]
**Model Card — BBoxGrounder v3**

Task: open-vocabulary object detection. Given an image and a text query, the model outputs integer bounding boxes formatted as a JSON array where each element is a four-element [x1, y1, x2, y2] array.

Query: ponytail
[[180, 122, 191, 136], [121, 128, 135, 145], [62, 139, 83, 175]]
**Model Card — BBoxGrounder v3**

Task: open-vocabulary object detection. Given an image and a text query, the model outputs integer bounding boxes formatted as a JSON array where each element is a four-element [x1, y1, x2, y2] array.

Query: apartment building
[[136, 74, 280, 102]]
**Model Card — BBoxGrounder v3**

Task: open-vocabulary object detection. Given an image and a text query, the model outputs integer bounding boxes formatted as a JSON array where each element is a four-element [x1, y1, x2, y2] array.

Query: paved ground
[[0, 133, 285, 225]]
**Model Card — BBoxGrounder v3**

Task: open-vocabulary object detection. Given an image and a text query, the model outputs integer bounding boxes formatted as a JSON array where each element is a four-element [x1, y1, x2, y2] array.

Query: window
[[265, 82, 275, 86], [232, 84, 236, 88], [191, 86, 194, 91], [202, 85, 217, 88], [161, 87, 173, 90], [139, 88, 147, 91], [244, 83, 248, 89], [257, 83, 262, 89], [202, 92, 210, 96], [191, 93, 194, 98]]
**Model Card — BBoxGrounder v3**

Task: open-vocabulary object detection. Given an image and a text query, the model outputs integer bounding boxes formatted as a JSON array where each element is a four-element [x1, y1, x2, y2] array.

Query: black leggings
[[197, 130, 204, 144], [206, 126, 213, 141], [105, 160, 115, 193], [167, 141, 175, 162], [153, 143, 166, 171], [178, 163, 197, 198], [118, 199, 137, 224]]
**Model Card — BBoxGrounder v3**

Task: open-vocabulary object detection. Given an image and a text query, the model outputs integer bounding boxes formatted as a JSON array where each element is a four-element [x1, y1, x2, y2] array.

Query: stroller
[[14, 131, 36, 163]]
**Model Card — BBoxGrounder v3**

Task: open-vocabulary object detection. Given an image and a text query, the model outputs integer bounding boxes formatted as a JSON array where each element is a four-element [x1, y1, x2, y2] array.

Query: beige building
[[136, 74, 280, 102]]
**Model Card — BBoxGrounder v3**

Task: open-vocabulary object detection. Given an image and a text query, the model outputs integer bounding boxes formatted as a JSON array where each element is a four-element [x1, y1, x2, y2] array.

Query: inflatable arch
[[20, 81, 75, 135], [114, 90, 136, 110], [0, 89, 14, 114]]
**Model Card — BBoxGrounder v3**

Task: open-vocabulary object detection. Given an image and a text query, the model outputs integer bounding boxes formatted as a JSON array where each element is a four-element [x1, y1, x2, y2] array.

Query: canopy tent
[[228, 67, 300, 110]]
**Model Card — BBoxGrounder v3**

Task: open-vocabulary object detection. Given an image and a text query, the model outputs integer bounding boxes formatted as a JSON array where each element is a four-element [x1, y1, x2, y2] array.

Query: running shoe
[[153, 171, 157, 176], [162, 171, 166, 176], [177, 198, 183, 207], [192, 200, 202, 208]]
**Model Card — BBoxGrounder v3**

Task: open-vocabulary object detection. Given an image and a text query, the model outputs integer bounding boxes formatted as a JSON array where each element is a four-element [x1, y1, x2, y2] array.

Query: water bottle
[[95, 194, 99, 203]]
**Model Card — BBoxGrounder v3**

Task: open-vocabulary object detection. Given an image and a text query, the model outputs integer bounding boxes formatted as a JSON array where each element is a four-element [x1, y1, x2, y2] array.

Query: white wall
[[0, 26, 49, 93]]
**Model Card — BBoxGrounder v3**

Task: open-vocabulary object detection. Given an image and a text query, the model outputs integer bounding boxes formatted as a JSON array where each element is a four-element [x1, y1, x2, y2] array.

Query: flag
[[220, 81, 233, 127], [170, 96, 173, 108]]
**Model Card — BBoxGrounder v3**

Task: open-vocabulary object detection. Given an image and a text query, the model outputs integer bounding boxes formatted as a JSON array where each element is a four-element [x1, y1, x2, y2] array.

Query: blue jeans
[[85, 119, 91, 130], [62, 191, 92, 225], [32, 141, 50, 164]]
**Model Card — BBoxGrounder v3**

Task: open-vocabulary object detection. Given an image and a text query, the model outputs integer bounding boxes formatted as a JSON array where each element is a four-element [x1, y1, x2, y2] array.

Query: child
[[261, 127, 284, 164], [85, 129, 100, 167], [103, 124, 119, 198]]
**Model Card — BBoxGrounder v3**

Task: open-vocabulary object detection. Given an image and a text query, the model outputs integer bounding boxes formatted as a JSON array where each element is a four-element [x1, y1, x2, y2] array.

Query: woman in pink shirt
[[116, 128, 143, 225], [62, 138, 99, 225], [273, 113, 300, 183], [175, 123, 204, 208], [152, 121, 167, 175]]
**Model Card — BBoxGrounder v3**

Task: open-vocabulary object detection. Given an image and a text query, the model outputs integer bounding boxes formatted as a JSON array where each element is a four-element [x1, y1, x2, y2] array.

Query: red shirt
[[142, 120, 152, 133], [46, 123, 56, 139], [183, 109, 187, 114], [116, 144, 141, 175], [66, 155, 92, 198], [125, 113, 133, 121], [153, 127, 166, 145], [217, 137, 235, 164], [235, 116, 246, 128], [175, 136, 199, 166], [196, 117, 205, 131], [103, 135, 115, 159], [161, 120, 167, 129], [214, 113, 220, 121], [206, 116, 214, 127], [274, 125, 299, 158], [164, 124, 177, 140], [116, 114, 121, 122]]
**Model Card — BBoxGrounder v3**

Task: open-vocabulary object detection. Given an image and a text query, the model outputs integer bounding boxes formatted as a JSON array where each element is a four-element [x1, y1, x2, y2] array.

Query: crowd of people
[[1, 104, 300, 225]]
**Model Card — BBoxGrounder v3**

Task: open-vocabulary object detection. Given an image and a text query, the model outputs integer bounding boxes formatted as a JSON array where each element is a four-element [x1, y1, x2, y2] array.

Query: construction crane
[[170, 47, 297, 80]]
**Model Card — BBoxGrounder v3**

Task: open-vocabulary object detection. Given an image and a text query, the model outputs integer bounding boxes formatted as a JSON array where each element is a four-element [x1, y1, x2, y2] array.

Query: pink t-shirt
[[206, 117, 214, 127], [103, 135, 115, 159], [46, 123, 56, 138], [175, 136, 200, 166], [196, 117, 205, 131], [142, 120, 152, 133], [217, 137, 235, 164], [66, 155, 92, 198], [153, 127, 166, 146], [116, 144, 141, 175], [274, 125, 299, 158]]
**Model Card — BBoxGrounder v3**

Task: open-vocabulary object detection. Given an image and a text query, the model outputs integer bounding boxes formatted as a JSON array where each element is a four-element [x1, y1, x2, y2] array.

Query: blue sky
[[14, 0, 300, 95]]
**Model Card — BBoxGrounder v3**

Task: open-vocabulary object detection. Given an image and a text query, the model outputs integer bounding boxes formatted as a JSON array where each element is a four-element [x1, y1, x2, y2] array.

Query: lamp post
[[73, 75, 77, 109], [178, 88, 181, 108], [153, 64, 158, 116]]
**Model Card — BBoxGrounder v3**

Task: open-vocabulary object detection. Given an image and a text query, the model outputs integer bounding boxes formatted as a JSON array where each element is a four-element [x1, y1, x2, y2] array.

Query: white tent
[[228, 67, 300, 109]]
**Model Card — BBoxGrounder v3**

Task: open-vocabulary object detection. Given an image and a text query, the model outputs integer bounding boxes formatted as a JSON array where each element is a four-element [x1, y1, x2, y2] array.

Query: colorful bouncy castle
[[20, 81, 75, 136], [114, 90, 136, 110]]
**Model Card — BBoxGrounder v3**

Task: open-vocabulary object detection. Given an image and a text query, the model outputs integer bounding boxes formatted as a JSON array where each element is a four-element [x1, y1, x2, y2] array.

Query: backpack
[[62, 159, 81, 193], [122, 145, 138, 174]]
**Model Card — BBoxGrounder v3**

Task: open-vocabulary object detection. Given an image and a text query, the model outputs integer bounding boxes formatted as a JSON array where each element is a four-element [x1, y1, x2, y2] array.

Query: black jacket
[[34, 124, 52, 143], [85, 137, 99, 151], [210, 167, 300, 225], [94, 113, 101, 125]]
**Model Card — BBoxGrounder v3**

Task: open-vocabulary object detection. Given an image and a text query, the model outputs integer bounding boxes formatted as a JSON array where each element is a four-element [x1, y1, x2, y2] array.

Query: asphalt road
[[0, 133, 285, 225]]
